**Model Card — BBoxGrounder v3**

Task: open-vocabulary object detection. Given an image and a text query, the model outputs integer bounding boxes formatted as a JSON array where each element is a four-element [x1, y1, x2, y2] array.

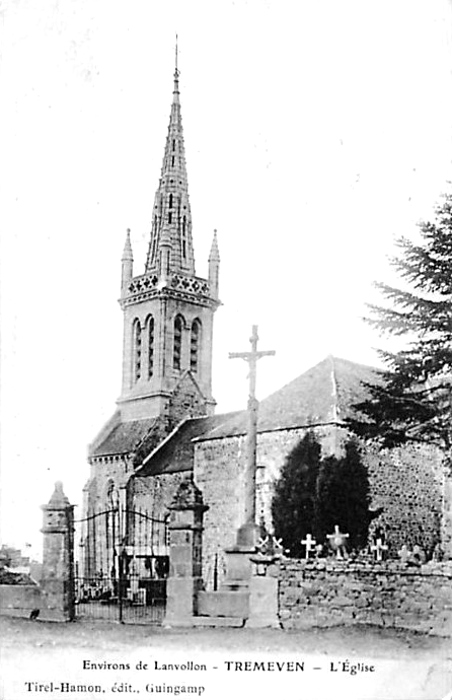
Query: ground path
[[1, 617, 451, 699]]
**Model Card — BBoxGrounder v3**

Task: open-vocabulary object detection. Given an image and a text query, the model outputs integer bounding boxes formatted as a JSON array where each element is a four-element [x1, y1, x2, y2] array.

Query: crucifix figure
[[229, 325, 275, 545]]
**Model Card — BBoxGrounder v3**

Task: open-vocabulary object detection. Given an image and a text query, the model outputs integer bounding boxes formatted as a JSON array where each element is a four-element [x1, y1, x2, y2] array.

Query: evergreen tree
[[272, 434, 374, 555], [316, 439, 372, 550], [348, 192, 452, 449], [271, 432, 322, 557]]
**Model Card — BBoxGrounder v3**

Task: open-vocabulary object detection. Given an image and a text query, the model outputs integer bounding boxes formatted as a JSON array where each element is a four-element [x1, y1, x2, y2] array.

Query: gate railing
[[74, 506, 169, 624]]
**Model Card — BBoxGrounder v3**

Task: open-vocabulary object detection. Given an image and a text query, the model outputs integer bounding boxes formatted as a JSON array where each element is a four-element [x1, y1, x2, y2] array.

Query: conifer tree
[[272, 434, 374, 555], [271, 432, 322, 557], [316, 439, 372, 550], [349, 192, 452, 449]]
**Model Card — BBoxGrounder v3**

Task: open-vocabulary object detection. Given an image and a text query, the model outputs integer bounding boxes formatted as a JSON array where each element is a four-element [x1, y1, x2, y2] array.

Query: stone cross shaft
[[229, 325, 275, 526]]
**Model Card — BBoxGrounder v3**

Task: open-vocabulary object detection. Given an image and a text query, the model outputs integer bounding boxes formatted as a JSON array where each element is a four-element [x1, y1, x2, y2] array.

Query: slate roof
[[91, 357, 379, 467], [135, 412, 242, 477], [90, 416, 159, 458], [194, 356, 379, 441]]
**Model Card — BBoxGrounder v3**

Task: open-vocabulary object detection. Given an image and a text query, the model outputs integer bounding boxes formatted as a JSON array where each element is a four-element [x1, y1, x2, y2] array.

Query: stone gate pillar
[[442, 468, 452, 559], [164, 478, 208, 627], [40, 481, 75, 621]]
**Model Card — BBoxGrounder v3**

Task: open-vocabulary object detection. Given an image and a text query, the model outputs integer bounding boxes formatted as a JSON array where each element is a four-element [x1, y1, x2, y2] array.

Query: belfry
[[118, 55, 220, 423]]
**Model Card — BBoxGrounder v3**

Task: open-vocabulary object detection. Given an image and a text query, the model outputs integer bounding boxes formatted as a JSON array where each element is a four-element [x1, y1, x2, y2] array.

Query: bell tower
[[118, 50, 220, 422]]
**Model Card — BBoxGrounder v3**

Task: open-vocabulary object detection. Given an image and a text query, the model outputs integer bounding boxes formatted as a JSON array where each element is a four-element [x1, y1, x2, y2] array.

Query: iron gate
[[75, 506, 169, 624]]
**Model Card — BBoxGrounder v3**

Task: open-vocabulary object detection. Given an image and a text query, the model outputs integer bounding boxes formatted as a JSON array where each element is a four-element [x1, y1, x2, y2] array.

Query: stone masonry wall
[[166, 373, 209, 431], [131, 471, 187, 555], [365, 443, 443, 558], [279, 558, 452, 636], [132, 472, 186, 517], [0, 584, 43, 619], [194, 437, 245, 589], [194, 426, 339, 588], [195, 426, 445, 587]]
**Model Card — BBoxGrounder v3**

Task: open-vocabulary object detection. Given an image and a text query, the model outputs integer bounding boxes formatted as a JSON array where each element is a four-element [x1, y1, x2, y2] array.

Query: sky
[[1, 0, 452, 558]]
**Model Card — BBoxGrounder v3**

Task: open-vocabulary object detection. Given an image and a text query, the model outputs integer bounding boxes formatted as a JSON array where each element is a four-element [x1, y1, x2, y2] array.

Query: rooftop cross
[[229, 325, 275, 542]]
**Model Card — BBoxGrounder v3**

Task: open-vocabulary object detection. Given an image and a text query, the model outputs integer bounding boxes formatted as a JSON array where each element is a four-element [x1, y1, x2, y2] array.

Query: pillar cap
[[47, 481, 70, 507], [169, 477, 208, 512]]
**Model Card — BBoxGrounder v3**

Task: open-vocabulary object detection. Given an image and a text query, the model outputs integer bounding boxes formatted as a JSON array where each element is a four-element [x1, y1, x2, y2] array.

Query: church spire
[[145, 44, 195, 277]]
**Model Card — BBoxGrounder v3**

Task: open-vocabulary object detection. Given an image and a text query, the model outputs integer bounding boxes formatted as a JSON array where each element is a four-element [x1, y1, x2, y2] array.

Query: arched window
[[133, 319, 142, 382], [106, 480, 117, 509], [173, 315, 184, 370], [147, 316, 154, 379], [190, 319, 201, 373], [105, 480, 117, 556]]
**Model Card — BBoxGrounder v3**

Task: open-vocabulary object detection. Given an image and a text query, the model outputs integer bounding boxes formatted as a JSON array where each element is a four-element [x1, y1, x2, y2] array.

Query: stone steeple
[[117, 51, 220, 422], [145, 48, 195, 277]]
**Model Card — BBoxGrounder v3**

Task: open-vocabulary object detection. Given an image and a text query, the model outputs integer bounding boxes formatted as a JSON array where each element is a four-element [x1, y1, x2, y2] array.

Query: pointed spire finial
[[173, 35, 180, 98], [122, 227, 133, 261], [209, 229, 220, 261]]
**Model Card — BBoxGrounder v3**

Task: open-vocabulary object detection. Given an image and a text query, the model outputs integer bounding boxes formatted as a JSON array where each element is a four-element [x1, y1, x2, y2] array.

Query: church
[[80, 57, 449, 591]]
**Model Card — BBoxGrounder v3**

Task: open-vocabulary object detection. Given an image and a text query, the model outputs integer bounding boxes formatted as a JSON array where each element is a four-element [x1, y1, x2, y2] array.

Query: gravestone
[[301, 534, 317, 559], [327, 525, 349, 559]]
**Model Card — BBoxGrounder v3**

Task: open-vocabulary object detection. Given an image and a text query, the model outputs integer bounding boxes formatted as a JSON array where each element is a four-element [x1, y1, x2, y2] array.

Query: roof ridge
[[330, 355, 338, 422], [141, 417, 191, 468]]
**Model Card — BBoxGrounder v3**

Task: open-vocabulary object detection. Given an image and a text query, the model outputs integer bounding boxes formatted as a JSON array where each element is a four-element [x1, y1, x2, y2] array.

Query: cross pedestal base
[[196, 527, 258, 619], [235, 521, 265, 549]]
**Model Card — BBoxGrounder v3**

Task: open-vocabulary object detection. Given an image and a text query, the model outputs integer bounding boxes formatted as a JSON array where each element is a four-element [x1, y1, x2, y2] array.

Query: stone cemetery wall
[[0, 584, 43, 619], [279, 558, 452, 636]]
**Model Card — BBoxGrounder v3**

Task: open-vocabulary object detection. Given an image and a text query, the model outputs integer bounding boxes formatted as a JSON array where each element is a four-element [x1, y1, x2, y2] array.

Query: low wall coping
[[280, 557, 452, 578]]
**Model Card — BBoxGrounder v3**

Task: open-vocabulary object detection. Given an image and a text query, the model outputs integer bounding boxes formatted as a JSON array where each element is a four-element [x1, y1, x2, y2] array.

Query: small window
[[168, 212, 172, 224], [172, 139, 176, 152], [169, 194, 173, 209], [171, 156, 175, 167]]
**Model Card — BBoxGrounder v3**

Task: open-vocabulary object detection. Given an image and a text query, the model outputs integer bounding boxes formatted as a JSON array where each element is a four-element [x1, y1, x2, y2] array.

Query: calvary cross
[[229, 325, 275, 528]]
